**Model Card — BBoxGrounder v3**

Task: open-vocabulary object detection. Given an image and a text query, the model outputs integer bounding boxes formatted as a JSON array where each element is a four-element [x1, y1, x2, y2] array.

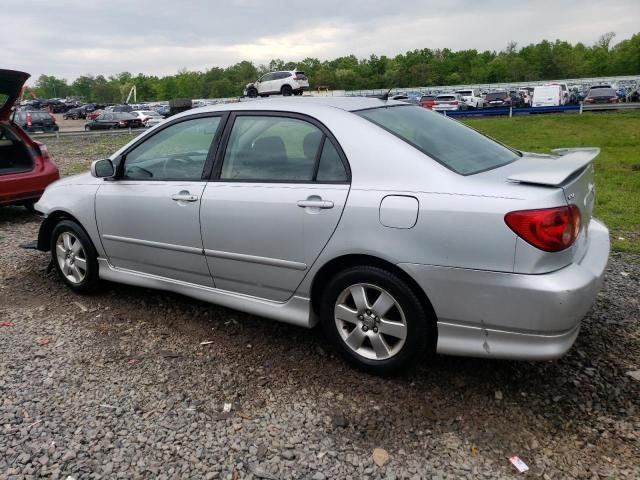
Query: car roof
[[173, 96, 406, 119]]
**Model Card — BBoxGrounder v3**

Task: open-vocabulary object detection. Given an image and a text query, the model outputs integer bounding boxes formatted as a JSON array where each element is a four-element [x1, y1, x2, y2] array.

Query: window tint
[[221, 116, 323, 182], [316, 140, 347, 182], [260, 73, 274, 82], [123, 116, 220, 180], [295, 72, 307, 80], [356, 105, 517, 175]]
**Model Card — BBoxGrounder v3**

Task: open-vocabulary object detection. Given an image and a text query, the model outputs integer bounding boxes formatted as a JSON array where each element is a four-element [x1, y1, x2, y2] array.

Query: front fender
[[35, 183, 104, 256]]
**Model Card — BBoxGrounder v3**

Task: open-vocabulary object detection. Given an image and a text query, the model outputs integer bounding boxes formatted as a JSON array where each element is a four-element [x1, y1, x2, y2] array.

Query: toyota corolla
[[34, 97, 609, 374]]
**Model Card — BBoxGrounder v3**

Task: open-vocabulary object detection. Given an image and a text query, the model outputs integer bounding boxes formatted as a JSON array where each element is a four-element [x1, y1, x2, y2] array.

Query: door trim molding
[[203, 248, 308, 271], [102, 234, 203, 255]]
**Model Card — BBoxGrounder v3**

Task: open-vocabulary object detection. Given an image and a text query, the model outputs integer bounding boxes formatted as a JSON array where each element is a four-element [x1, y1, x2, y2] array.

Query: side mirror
[[91, 158, 115, 178]]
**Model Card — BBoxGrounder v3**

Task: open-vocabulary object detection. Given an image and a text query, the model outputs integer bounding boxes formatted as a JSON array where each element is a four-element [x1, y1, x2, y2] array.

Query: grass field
[[463, 111, 640, 253], [47, 110, 640, 253]]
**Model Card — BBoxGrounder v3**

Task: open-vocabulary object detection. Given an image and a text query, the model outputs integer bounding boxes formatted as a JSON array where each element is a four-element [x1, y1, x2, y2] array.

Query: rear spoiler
[[507, 148, 599, 187]]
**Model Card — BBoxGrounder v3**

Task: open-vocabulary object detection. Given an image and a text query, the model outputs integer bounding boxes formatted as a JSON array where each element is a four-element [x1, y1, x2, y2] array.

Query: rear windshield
[[295, 71, 307, 80], [588, 88, 615, 97], [420, 95, 436, 100], [485, 92, 508, 100], [456, 90, 472, 96], [436, 95, 456, 100], [356, 105, 518, 175]]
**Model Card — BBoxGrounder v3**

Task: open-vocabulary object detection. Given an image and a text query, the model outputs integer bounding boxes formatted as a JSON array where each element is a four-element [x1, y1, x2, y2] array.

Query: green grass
[[462, 112, 640, 253]]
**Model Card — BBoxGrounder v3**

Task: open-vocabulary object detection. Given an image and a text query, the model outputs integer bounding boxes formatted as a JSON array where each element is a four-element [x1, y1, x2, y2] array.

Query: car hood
[[0, 69, 30, 121]]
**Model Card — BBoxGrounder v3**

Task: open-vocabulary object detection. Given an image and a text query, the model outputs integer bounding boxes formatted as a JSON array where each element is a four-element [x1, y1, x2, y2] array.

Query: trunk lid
[[0, 69, 30, 121], [506, 148, 598, 257]]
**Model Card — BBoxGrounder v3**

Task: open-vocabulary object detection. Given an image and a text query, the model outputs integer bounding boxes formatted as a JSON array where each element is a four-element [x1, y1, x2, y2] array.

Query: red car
[[0, 69, 59, 211], [419, 94, 437, 110]]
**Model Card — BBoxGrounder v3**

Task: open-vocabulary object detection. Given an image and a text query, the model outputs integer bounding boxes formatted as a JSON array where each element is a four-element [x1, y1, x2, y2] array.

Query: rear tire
[[281, 85, 293, 96], [51, 220, 100, 293], [320, 266, 431, 375]]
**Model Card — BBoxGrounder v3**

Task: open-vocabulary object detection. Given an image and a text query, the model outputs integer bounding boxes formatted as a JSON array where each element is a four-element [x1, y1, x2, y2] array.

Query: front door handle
[[172, 191, 199, 202], [297, 199, 334, 209]]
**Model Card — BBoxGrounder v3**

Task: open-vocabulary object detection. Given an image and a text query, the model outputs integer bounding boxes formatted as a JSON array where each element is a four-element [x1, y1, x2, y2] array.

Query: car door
[[257, 73, 274, 95], [95, 114, 225, 286], [200, 112, 351, 301]]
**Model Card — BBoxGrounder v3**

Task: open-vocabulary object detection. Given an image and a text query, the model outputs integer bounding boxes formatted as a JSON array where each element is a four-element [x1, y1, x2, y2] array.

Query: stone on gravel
[[625, 370, 640, 381], [372, 448, 390, 467]]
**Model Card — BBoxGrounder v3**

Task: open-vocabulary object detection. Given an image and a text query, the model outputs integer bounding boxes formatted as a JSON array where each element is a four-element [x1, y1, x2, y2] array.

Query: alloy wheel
[[334, 283, 408, 361], [55, 232, 88, 284]]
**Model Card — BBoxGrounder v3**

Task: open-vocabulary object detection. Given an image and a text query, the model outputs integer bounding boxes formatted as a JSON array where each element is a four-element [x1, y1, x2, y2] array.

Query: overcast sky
[[5, 0, 639, 84]]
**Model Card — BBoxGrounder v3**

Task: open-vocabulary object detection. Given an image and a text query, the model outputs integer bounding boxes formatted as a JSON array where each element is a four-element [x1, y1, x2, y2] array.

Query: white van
[[532, 85, 562, 107]]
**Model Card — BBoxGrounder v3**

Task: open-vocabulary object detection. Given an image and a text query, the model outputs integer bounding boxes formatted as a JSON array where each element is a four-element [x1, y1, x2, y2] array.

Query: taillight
[[26, 112, 32, 127], [505, 205, 581, 252], [50, 114, 57, 124], [609, 97, 618, 103], [451, 101, 458, 105]]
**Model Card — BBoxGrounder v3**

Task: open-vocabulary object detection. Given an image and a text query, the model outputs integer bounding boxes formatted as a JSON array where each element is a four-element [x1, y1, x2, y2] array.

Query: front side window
[[356, 105, 518, 175], [123, 116, 221, 180], [220, 115, 347, 183]]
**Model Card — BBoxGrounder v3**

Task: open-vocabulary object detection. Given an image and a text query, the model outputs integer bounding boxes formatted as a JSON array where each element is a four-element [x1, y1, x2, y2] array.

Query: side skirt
[[97, 258, 315, 328]]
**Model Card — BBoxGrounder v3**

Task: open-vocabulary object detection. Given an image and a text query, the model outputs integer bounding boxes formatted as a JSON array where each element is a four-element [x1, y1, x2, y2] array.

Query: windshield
[[356, 105, 518, 175]]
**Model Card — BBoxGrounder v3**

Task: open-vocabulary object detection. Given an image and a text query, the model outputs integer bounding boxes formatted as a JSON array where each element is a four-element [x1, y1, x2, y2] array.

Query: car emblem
[[567, 192, 575, 200]]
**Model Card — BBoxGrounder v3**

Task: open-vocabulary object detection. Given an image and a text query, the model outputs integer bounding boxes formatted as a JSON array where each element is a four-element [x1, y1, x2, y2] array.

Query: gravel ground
[[1, 139, 639, 479]]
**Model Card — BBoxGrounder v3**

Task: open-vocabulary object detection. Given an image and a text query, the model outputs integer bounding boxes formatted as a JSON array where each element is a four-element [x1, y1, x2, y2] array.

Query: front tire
[[51, 220, 100, 293], [247, 88, 258, 98], [320, 266, 430, 375]]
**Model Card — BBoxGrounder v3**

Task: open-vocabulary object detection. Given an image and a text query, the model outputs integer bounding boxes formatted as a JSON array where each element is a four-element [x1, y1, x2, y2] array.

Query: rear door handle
[[297, 199, 334, 209], [171, 192, 199, 202]]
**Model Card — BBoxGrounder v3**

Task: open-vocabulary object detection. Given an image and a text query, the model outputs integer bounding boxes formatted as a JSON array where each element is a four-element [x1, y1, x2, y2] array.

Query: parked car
[[532, 85, 563, 107], [584, 87, 619, 104], [155, 105, 170, 118], [518, 88, 533, 107], [84, 112, 144, 130], [111, 104, 133, 113], [432, 93, 468, 112], [0, 69, 59, 211], [32, 97, 609, 374], [130, 110, 164, 127], [63, 106, 87, 120], [419, 94, 437, 110], [455, 89, 485, 109], [244, 71, 309, 97], [11, 110, 59, 133], [484, 91, 512, 108]]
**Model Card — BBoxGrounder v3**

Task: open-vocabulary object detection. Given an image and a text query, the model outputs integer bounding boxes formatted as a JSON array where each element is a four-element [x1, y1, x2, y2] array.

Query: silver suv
[[245, 71, 309, 97]]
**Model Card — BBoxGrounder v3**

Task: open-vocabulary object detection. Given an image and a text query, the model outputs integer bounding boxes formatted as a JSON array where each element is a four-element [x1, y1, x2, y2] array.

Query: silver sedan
[[35, 97, 609, 374]]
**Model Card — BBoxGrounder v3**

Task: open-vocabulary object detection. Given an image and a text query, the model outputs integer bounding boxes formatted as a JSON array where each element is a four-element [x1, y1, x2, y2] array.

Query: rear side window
[[221, 116, 322, 181], [220, 115, 349, 183], [316, 140, 347, 182], [356, 105, 518, 175]]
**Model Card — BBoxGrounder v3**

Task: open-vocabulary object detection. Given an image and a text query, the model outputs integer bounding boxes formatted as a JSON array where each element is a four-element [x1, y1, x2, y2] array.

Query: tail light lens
[[505, 205, 581, 252], [451, 101, 458, 105], [609, 97, 618, 103], [119, 121, 127, 126], [26, 112, 32, 127]]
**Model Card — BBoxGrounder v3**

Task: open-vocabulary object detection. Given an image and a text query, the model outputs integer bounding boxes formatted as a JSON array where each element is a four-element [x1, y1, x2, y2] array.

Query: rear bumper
[[399, 219, 610, 360]]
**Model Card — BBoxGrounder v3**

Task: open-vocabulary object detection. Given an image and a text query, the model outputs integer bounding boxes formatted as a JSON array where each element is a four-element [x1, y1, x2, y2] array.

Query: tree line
[[31, 32, 639, 103]]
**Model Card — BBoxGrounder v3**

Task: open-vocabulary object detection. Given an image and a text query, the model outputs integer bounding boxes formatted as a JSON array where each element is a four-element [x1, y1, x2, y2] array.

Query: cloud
[[4, 0, 638, 83]]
